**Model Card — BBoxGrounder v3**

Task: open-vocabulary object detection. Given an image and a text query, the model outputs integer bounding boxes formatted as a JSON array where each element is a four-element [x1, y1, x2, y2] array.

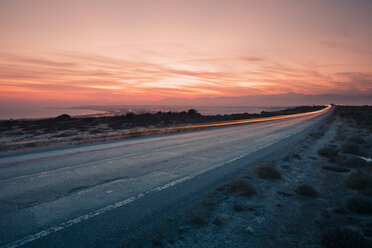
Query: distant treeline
[[0, 105, 325, 133]]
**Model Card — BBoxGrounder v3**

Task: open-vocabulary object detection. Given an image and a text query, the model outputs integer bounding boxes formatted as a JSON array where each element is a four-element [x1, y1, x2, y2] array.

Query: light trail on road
[[0, 105, 333, 169]]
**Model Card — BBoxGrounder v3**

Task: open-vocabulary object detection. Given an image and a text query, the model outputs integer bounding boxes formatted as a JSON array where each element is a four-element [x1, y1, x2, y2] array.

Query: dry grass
[[347, 136, 365, 144], [220, 178, 257, 197], [253, 164, 281, 180], [340, 157, 368, 168], [318, 146, 339, 158], [190, 216, 206, 226], [341, 142, 359, 155], [322, 228, 371, 248], [346, 173, 372, 191], [294, 185, 319, 197], [212, 217, 223, 226], [346, 196, 372, 214], [277, 191, 292, 197], [321, 165, 350, 173], [309, 129, 325, 138]]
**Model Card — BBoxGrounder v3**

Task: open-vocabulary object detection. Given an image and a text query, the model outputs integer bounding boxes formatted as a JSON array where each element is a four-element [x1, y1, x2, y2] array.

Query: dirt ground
[[141, 115, 372, 247]]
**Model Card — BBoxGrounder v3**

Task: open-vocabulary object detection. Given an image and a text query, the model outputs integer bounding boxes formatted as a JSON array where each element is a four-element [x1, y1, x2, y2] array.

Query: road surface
[[0, 106, 333, 247]]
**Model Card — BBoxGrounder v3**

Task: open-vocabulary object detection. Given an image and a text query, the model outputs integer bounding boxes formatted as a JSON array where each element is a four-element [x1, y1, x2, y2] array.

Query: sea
[[0, 107, 106, 120], [0, 106, 287, 120]]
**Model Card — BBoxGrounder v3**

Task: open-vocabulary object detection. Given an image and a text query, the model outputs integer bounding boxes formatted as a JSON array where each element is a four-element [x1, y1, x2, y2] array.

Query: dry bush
[[254, 164, 281, 180], [346, 196, 372, 214], [322, 228, 371, 248], [318, 146, 339, 158], [225, 179, 257, 197], [321, 165, 350, 173], [341, 142, 359, 155], [295, 185, 319, 197], [340, 157, 368, 168], [347, 136, 365, 144], [346, 173, 372, 191]]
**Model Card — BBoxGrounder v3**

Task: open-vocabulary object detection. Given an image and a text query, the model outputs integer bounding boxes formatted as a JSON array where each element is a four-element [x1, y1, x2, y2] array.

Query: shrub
[[254, 164, 281, 180], [282, 155, 290, 161], [346, 197, 372, 214], [309, 129, 324, 138], [277, 191, 292, 197], [347, 136, 365, 144], [322, 228, 371, 248], [346, 174, 372, 191], [318, 146, 338, 158], [190, 216, 206, 226], [340, 157, 368, 168], [295, 185, 319, 197], [55, 114, 71, 121], [225, 179, 257, 197], [292, 153, 301, 159], [341, 142, 359, 155], [233, 202, 246, 212], [321, 165, 350, 173], [213, 218, 223, 226]]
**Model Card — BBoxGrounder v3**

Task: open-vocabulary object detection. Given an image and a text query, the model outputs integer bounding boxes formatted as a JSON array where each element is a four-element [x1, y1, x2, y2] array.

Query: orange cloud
[[0, 50, 371, 106]]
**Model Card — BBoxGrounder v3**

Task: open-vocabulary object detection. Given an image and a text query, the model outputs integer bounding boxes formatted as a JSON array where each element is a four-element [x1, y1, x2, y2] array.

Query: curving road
[[0, 106, 333, 248]]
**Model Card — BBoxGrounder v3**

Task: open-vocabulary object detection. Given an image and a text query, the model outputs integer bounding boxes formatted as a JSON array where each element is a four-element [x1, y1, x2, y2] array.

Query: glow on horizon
[[0, 0, 371, 107]]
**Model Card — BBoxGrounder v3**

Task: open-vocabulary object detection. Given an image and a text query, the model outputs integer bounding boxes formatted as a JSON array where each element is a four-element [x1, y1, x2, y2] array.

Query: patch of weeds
[[282, 155, 290, 161], [233, 202, 245, 212], [233, 202, 255, 212], [346, 173, 372, 192], [224, 179, 257, 197], [332, 207, 345, 214], [233, 202, 246, 212], [215, 185, 225, 192], [213, 217, 223, 226], [341, 142, 359, 155], [244, 175, 253, 180], [321, 165, 350, 173], [318, 146, 338, 158], [254, 164, 281, 180], [309, 129, 324, 138], [201, 198, 219, 212], [322, 228, 371, 248], [151, 237, 162, 247], [292, 153, 301, 159], [295, 185, 319, 197], [347, 136, 365, 144], [340, 157, 368, 168], [190, 216, 206, 226], [346, 196, 372, 214], [277, 191, 292, 197]]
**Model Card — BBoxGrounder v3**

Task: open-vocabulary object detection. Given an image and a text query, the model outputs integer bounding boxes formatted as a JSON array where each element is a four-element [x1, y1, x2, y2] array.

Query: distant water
[[0, 107, 106, 120]]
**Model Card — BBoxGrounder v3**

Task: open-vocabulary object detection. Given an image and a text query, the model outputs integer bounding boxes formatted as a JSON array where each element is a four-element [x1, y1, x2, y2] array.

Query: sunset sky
[[0, 0, 372, 108]]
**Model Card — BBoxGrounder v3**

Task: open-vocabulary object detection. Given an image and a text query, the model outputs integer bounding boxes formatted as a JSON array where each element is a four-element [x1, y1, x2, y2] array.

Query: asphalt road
[[0, 107, 333, 247]]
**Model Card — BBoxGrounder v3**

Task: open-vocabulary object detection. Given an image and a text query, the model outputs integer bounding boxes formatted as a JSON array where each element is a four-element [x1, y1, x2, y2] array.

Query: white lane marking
[[1, 127, 307, 248]]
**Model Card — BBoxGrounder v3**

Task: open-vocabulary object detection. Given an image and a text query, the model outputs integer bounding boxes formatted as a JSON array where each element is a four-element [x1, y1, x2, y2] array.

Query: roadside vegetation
[[120, 106, 372, 247], [253, 163, 281, 180]]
